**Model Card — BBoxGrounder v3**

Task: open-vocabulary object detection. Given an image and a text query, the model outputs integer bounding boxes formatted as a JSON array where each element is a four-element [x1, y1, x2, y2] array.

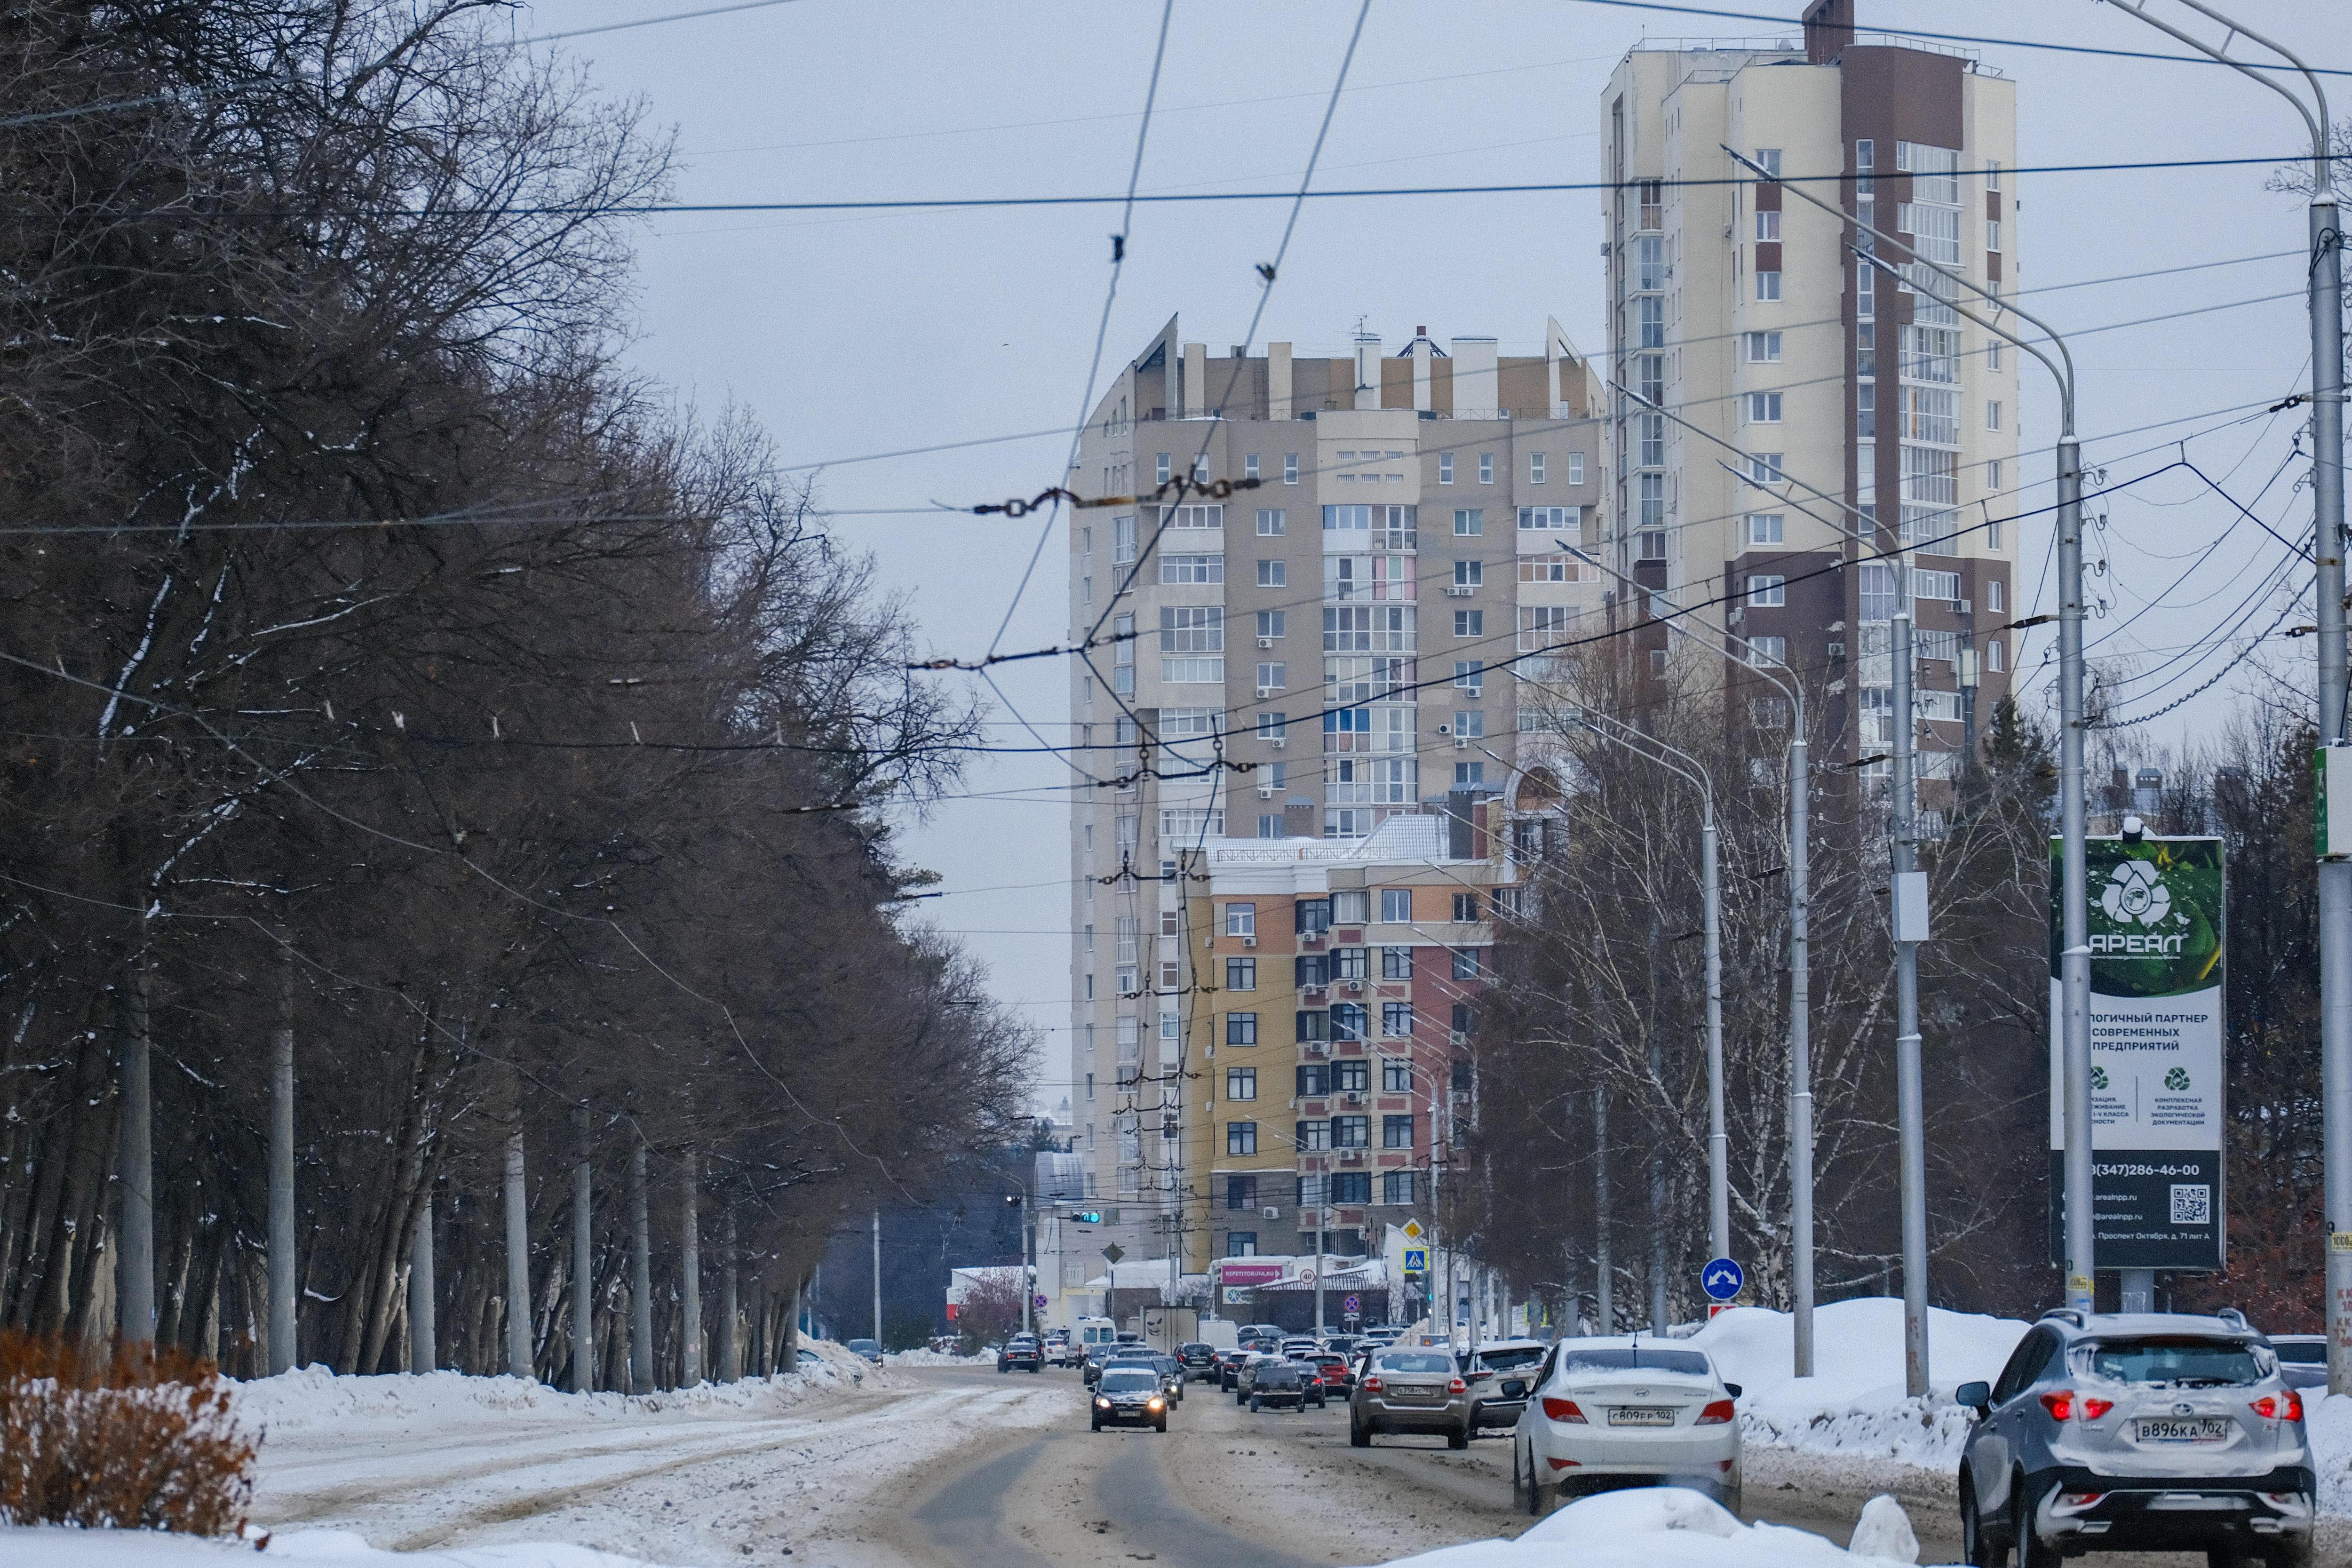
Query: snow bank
[[230, 1336, 886, 1438], [1683, 1298, 2027, 1471], [1371, 1488, 1922, 1567], [0, 1527, 677, 1568], [2303, 1393, 2352, 1515], [883, 1347, 979, 1366]]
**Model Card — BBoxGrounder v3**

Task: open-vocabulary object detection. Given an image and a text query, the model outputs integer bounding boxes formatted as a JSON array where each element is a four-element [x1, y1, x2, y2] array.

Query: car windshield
[[1376, 1352, 1456, 1374], [1100, 1370, 1160, 1393], [2273, 1341, 2325, 1365], [2082, 1337, 2266, 1387], [1476, 1346, 1547, 1371], [1554, 1348, 1713, 1378], [847, 1339, 879, 1353], [1257, 1367, 1299, 1386]]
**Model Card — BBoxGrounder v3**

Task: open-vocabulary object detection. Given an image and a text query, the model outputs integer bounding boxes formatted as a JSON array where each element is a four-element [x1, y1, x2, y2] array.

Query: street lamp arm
[[1606, 374, 1869, 542], [1575, 705, 1715, 812], [1848, 245, 2074, 427], [2107, 0, 2329, 190], [1557, 536, 1802, 718], [1723, 143, 2076, 426]]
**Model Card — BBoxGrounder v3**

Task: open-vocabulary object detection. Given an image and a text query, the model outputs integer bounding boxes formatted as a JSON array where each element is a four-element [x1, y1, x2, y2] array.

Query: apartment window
[[1747, 636, 1788, 667], [1986, 517, 2004, 550], [1986, 400, 2002, 431], [1988, 638, 2005, 672], [1255, 508, 1286, 537], [1330, 1003, 1367, 1043], [1334, 1058, 1370, 1094], [1256, 609, 1286, 639], [1451, 891, 1481, 923], [1566, 452, 1585, 485], [1257, 558, 1286, 588], [1382, 1171, 1417, 1206], [1284, 453, 1299, 484], [1529, 452, 1546, 485], [1755, 147, 1782, 177], [1748, 574, 1786, 607], [1379, 889, 1411, 923], [1986, 158, 2002, 191], [1637, 529, 1669, 561], [1240, 453, 1259, 482], [1382, 1114, 1416, 1150], [1332, 1115, 1370, 1149], [1331, 890, 1368, 925], [1478, 453, 1494, 484], [1986, 218, 2002, 254], [1226, 1011, 1259, 1046], [1113, 515, 1136, 565], [1256, 814, 1280, 838], [1296, 1118, 1329, 1151], [1988, 459, 2005, 493], [1988, 341, 2002, 372], [1859, 561, 1905, 621], [1454, 558, 1483, 588], [1226, 1232, 1258, 1256], [1453, 508, 1483, 536], [1756, 209, 1780, 241], [1226, 957, 1256, 991], [1112, 612, 1136, 694], [1756, 271, 1781, 302], [1438, 453, 1454, 484], [1224, 902, 1256, 939], [1227, 1122, 1258, 1155], [1159, 607, 1224, 682], [1518, 605, 1574, 651], [1227, 1067, 1257, 1101], [1156, 453, 1172, 483], [1453, 661, 1483, 694], [1746, 513, 1785, 546], [1379, 1001, 1414, 1039], [1454, 762, 1484, 786], [1746, 392, 1783, 423], [1446, 952, 1478, 987], [1988, 579, 2006, 613], [1256, 711, 1287, 742], [1454, 610, 1484, 637], [1454, 711, 1484, 740], [1749, 452, 1784, 483], [1518, 504, 1579, 540], [1225, 1175, 1258, 1210], [1255, 661, 1285, 691]]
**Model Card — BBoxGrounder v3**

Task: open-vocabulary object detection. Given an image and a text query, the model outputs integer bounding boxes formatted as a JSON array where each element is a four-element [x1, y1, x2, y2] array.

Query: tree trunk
[[629, 1138, 653, 1393], [678, 1148, 700, 1386], [718, 1207, 739, 1383], [117, 958, 155, 1344], [505, 1127, 531, 1379]]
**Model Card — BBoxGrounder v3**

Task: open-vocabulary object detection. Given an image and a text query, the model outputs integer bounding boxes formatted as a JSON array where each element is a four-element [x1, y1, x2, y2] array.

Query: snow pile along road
[[0, 1526, 682, 1568], [1373, 1488, 1926, 1567], [882, 1346, 980, 1366], [1689, 1298, 2027, 1469]]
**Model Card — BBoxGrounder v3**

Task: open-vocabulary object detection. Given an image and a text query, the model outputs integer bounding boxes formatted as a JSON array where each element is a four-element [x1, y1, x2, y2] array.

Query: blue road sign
[[1402, 1247, 1429, 1274], [1701, 1257, 1744, 1302]]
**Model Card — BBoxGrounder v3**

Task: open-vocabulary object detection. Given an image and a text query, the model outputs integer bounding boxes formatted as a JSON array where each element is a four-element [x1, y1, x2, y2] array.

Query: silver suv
[[1956, 1308, 2313, 1568]]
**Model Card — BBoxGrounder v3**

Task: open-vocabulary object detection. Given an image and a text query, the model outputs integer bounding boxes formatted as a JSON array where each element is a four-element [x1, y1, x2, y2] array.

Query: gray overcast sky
[[519, 0, 2337, 1107]]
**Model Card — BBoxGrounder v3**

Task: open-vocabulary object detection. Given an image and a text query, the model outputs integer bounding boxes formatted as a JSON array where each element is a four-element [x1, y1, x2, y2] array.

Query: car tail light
[[1447, 1377, 1468, 1394], [2081, 1397, 2114, 1420], [1362, 1376, 1383, 1393], [2252, 1392, 2305, 1422], [1545, 1457, 1581, 1471], [2053, 1493, 2106, 1516], [1541, 1397, 1587, 1423], [1695, 1399, 1736, 1425], [2039, 1390, 2075, 1422]]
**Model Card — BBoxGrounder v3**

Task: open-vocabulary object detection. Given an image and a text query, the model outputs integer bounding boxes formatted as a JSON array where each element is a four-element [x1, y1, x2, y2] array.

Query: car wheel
[[1447, 1424, 1470, 1451], [1959, 1473, 2002, 1568], [1091, 1416, 1102, 1431], [1350, 1417, 1372, 1448], [1250, 1393, 1263, 1413], [1154, 1417, 1168, 1433], [2262, 1536, 2315, 1568], [1510, 1442, 1532, 1514], [2013, 1477, 2057, 1568]]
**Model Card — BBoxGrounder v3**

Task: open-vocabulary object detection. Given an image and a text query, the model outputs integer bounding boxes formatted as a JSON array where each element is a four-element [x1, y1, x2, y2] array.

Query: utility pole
[[571, 1109, 593, 1393], [1891, 612, 1931, 1397], [409, 1190, 435, 1371], [119, 960, 154, 1345], [1314, 1202, 1327, 1340], [679, 1148, 701, 1386], [504, 1127, 531, 1381], [1594, 1086, 1612, 1334], [871, 1208, 882, 1346], [269, 936, 297, 1374], [1735, 143, 2089, 1314], [720, 1208, 740, 1383], [629, 1139, 653, 1393]]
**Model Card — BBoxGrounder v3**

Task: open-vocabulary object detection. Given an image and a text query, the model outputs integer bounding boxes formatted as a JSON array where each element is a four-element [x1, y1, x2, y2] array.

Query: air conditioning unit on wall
[[1263, 1206, 1282, 1220]]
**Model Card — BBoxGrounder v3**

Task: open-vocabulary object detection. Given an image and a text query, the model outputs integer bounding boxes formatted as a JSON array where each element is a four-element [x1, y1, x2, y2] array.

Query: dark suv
[[1957, 1308, 2314, 1568], [1176, 1342, 1217, 1381], [1246, 1361, 1323, 1413], [997, 1334, 1043, 1374]]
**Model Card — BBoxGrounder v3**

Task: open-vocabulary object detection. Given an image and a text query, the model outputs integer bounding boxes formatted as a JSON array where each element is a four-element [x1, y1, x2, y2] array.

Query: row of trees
[[1442, 641, 2324, 1332], [0, 0, 1030, 1386]]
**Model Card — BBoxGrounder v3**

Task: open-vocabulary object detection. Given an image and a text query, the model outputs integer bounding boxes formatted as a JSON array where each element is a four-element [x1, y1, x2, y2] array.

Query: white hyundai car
[[1509, 1339, 1743, 1516]]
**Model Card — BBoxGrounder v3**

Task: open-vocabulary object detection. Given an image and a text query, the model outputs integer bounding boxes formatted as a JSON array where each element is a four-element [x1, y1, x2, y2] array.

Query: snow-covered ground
[[1375, 1488, 1926, 1567], [880, 1346, 979, 1366], [0, 1528, 677, 1568]]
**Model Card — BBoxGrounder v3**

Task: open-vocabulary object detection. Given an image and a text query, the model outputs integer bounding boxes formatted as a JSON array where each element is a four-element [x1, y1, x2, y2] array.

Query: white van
[[1057, 1315, 1116, 1367]]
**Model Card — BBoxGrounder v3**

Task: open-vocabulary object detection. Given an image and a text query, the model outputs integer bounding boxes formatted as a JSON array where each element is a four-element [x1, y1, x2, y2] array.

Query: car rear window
[[1477, 1346, 1547, 1371], [1100, 1370, 1159, 1392], [2274, 1341, 2325, 1365], [1257, 1367, 1300, 1385], [1554, 1348, 1712, 1377], [1376, 1352, 1456, 1374], [2081, 1337, 2266, 1387]]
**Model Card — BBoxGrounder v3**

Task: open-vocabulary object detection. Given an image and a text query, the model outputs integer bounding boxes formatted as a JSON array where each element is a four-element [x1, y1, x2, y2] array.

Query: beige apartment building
[[1603, 0, 2021, 772], [1050, 320, 1602, 1310]]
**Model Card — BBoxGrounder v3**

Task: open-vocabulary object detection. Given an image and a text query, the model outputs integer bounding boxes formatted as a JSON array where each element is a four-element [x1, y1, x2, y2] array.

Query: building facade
[[1055, 320, 1600, 1303], [1602, 0, 2020, 772]]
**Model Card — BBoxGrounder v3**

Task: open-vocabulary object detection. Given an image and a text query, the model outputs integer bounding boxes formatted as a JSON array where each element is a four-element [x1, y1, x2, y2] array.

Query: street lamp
[[2097, 0, 2346, 1393], [1555, 705, 1728, 1279], [1555, 538, 1814, 1373], [1732, 145, 2094, 1316]]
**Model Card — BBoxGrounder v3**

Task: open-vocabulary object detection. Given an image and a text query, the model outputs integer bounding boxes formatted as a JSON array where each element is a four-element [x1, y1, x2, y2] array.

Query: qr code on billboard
[[2170, 1184, 2212, 1226]]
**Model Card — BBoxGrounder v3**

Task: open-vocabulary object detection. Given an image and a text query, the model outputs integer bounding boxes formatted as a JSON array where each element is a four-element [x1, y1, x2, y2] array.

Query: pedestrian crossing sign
[[1402, 1247, 1428, 1274]]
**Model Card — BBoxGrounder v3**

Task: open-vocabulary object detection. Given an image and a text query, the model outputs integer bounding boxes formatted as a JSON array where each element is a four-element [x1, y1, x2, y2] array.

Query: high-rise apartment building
[[1050, 319, 1599, 1315], [1602, 0, 2020, 770]]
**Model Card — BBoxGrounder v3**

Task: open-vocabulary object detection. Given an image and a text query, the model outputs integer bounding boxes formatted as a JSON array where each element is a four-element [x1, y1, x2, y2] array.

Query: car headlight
[[1148, 1397, 1164, 1410], [1095, 1397, 1111, 1408]]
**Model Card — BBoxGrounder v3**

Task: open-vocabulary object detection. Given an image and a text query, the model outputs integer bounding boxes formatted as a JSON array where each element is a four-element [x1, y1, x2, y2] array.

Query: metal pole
[[2058, 434, 2096, 1316], [720, 1208, 740, 1382], [1594, 1086, 1612, 1334], [629, 1140, 653, 1393], [1892, 611, 1930, 1398], [571, 1110, 593, 1392], [1021, 1188, 1034, 1338], [504, 1128, 532, 1380], [871, 1207, 882, 1346], [1701, 793, 1728, 1266], [1789, 707, 1814, 1377], [119, 961, 154, 1345], [679, 1148, 701, 1385], [1315, 1204, 1327, 1340], [269, 939, 297, 1374], [2317, 181, 2352, 1394], [409, 1189, 435, 1371]]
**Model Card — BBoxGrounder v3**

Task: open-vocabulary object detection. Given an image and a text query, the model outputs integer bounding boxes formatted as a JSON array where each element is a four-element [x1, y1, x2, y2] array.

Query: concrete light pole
[[1735, 145, 2090, 1313], [2101, 0, 2345, 1395], [1891, 613, 1931, 1397]]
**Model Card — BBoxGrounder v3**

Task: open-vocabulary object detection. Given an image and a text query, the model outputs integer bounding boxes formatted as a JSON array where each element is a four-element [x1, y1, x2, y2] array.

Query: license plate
[[1391, 1387, 1443, 1403], [1608, 1406, 1676, 1427], [2135, 1417, 2232, 1444]]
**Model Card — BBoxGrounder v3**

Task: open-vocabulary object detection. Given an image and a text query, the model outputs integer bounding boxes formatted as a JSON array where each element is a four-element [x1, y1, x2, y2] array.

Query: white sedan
[[1509, 1339, 1742, 1516]]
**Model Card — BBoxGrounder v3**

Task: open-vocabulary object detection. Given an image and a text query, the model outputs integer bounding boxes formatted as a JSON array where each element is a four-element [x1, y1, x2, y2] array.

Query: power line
[[515, 0, 810, 45]]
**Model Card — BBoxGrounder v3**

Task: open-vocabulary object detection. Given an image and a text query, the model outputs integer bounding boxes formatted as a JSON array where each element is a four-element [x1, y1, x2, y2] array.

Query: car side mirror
[[1956, 1380, 1992, 1416], [1723, 1382, 1742, 1399]]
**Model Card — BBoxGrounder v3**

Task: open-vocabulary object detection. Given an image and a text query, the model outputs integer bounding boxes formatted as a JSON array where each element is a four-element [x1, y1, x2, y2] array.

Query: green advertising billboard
[[2048, 836, 2225, 1272]]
